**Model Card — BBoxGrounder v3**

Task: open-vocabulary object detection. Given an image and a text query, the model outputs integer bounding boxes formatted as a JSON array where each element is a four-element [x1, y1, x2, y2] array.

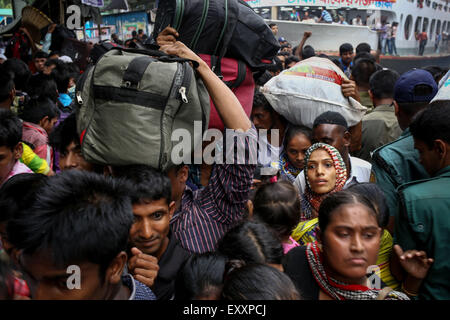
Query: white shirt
[[257, 133, 283, 167], [293, 155, 372, 195]]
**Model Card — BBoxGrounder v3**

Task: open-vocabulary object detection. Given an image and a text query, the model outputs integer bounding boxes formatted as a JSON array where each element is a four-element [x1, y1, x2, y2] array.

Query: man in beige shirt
[[356, 69, 402, 162]]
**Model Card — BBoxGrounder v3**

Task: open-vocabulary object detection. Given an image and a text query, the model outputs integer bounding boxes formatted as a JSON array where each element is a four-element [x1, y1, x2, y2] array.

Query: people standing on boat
[[352, 15, 363, 26], [417, 29, 428, 56], [338, 43, 354, 73], [318, 8, 332, 24], [301, 11, 315, 23], [388, 22, 399, 56], [435, 32, 441, 54], [290, 8, 301, 22], [338, 16, 348, 26]]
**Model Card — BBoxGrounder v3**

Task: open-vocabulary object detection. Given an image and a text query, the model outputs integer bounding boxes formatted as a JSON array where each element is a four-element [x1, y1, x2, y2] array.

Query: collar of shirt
[[372, 103, 395, 113], [345, 156, 371, 186]]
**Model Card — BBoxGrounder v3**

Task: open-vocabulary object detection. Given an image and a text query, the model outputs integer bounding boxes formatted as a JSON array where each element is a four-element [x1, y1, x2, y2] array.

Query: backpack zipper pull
[[179, 87, 188, 103], [76, 92, 83, 105]]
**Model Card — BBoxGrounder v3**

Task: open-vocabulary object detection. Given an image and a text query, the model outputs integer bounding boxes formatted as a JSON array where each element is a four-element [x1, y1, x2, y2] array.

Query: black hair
[[0, 259, 15, 300], [280, 44, 291, 51], [33, 51, 48, 60], [222, 263, 301, 300], [252, 180, 301, 239], [49, 112, 79, 153], [302, 45, 316, 60], [0, 71, 15, 102], [0, 109, 22, 150], [44, 58, 59, 68], [7, 170, 134, 279], [175, 252, 227, 300], [112, 164, 172, 205], [313, 111, 348, 130], [410, 101, 450, 148], [26, 73, 59, 102], [252, 90, 274, 113], [356, 42, 371, 54], [19, 97, 60, 124], [422, 66, 448, 84], [339, 43, 354, 55], [351, 58, 378, 87], [284, 55, 300, 68], [369, 69, 400, 100], [353, 52, 376, 64], [267, 56, 284, 74], [50, 60, 71, 93], [318, 190, 381, 232], [283, 124, 312, 150], [1, 58, 31, 91], [217, 221, 284, 265], [277, 51, 290, 57], [346, 183, 389, 228], [132, 30, 137, 37], [268, 23, 277, 28], [0, 173, 47, 224]]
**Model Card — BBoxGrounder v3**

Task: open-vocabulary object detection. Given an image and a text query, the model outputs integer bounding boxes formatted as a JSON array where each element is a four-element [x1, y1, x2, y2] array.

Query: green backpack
[[75, 47, 210, 171]]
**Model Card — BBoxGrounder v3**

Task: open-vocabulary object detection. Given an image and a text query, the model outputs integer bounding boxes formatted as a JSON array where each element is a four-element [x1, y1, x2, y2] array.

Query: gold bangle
[[401, 283, 419, 297]]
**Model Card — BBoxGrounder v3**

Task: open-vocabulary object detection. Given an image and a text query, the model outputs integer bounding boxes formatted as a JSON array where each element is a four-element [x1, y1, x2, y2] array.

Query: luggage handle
[[110, 47, 200, 69]]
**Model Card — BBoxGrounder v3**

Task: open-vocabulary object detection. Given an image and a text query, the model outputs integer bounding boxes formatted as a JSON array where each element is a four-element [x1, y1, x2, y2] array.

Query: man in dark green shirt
[[371, 69, 438, 233], [396, 102, 450, 299]]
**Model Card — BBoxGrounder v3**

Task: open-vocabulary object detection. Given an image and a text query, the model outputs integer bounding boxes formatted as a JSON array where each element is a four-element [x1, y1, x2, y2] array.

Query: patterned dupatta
[[305, 241, 409, 300], [278, 151, 302, 183], [301, 143, 347, 220]]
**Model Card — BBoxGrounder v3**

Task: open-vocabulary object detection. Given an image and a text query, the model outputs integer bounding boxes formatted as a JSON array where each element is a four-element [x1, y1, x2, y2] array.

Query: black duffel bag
[[151, 0, 279, 71]]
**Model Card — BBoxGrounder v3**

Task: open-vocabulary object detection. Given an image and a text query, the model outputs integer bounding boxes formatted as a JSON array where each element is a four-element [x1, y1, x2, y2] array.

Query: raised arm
[[294, 32, 312, 59], [159, 28, 251, 132]]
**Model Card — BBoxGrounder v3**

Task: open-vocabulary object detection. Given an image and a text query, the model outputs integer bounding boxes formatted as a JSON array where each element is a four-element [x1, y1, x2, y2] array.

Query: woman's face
[[306, 149, 336, 194], [286, 133, 311, 170], [320, 203, 382, 284]]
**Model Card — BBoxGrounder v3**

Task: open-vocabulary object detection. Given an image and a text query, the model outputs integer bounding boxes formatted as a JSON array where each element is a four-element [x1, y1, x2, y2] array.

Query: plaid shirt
[[170, 127, 257, 254]]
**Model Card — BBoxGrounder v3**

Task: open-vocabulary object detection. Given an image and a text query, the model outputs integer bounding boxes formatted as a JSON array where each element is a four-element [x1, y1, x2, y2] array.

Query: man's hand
[[127, 247, 159, 288], [341, 79, 360, 102], [303, 31, 312, 39], [156, 26, 179, 46]]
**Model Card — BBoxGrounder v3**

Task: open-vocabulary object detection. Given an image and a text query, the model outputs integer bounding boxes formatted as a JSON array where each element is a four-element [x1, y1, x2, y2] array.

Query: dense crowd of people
[[0, 13, 449, 302]]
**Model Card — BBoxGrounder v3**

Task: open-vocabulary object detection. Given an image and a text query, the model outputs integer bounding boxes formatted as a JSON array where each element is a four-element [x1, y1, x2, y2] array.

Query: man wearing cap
[[371, 69, 438, 234], [293, 111, 372, 194]]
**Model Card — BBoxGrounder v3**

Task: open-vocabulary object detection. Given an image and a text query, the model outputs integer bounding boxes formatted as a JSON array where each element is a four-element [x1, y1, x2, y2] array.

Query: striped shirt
[[170, 127, 257, 254], [321, 10, 332, 22]]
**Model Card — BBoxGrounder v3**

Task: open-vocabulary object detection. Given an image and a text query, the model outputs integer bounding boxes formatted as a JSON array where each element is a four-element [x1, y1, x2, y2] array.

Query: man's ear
[[434, 139, 447, 161], [368, 89, 374, 102], [39, 116, 49, 128], [393, 100, 400, 117], [13, 142, 23, 160], [168, 200, 176, 220], [343, 130, 352, 148], [106, 251, 127, 285]]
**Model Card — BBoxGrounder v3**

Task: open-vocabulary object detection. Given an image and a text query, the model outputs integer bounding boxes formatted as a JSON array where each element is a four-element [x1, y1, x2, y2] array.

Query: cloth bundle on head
[[301, 143, 347, 221]]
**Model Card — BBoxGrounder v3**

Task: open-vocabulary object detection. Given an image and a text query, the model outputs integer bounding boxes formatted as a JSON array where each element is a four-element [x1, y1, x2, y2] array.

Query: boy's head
[[7, 170, 134, 299], [1, 58, 31, 92], [0, 71, 15, 109], [112, 165, 175, 260], [50, 61, 72, 94], [410, 101, 450, 176], [49, 113, 95, 172], [339, 43, 354, 66], [20, 98, 60, 134], [0, 109, 23, 186], [33, 51, 48, 73], [26, 73, 59, 102], [0, 173, 47, 259]]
